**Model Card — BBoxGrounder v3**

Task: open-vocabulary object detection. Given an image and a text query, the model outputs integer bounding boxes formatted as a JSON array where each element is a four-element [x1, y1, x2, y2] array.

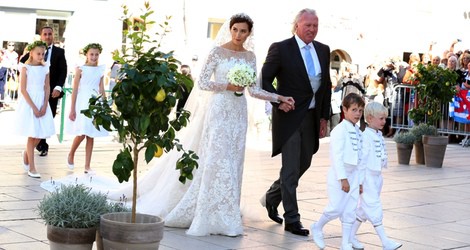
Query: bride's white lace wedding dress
[[161, 46, 278, 236], [41, 46, 278, 237]]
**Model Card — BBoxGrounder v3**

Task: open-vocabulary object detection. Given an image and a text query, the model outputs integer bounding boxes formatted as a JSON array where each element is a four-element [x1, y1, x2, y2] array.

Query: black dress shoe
[[284, 221, 309, 236], [39, 150, 48, 157], [265, 201, 283, 224]]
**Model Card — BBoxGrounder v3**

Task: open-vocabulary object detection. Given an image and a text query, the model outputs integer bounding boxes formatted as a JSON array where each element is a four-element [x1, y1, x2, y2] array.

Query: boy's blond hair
[[364, 101, 388, 124]]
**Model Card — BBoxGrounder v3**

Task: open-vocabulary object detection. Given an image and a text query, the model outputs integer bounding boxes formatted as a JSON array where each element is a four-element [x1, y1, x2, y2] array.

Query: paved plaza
[[1, 108, 470, 250]]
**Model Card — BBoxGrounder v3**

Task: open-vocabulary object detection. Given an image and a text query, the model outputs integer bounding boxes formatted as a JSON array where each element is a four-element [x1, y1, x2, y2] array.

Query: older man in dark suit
[[261, 8, 331, 236], [21, 26, 67, 156]]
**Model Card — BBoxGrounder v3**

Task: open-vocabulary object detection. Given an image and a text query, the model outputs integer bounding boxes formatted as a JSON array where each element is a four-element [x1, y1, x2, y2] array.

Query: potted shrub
[[37, 184, 128, 250], [82, 2, 198, 249], [393, 131, 415, 165], [409, 123, 438, 165], [408, 63, 457, 167]]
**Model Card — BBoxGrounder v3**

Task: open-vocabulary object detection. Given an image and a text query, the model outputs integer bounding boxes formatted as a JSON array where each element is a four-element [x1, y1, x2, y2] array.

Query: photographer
[[339, 63, 365, 99], [377, 58, 407, 136]]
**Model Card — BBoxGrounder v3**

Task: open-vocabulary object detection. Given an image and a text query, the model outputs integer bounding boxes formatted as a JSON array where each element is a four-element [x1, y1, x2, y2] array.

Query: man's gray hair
[[292, 8, 317, 34]]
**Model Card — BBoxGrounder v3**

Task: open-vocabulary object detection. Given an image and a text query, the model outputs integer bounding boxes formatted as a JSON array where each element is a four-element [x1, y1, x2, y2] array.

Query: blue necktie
[[304, 45, 315, 76]]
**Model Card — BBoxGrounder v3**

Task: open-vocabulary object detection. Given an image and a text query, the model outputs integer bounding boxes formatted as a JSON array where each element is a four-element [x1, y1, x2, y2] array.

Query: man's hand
[[278, 96, 295, 112], [51, 89, 61, 98], [278, 102, 294, 112], [319, 118, 328, 138]]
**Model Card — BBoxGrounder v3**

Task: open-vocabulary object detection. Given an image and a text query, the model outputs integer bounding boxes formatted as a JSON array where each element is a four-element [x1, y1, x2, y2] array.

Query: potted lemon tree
[[82, 2, 198, 248], [409, 63, 458, 167]]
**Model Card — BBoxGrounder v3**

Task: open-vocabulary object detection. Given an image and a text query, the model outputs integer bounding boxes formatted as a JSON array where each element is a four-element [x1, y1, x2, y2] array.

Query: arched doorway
[[330, 49, 352, 72]]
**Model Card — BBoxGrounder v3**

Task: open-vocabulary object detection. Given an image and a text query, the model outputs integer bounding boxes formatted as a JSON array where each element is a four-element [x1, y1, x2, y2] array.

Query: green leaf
[[113, 150, 134, 183], [145, 144, 156, 163], [139, 115, 150, 134]]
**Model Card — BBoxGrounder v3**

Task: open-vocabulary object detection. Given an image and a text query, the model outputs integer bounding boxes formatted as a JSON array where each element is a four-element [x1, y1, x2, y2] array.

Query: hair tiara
[[83, 43, 103, 54]]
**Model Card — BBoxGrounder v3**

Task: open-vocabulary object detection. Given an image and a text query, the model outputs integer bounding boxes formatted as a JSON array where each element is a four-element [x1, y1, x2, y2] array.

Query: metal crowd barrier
[[390, 84, 470, 147]]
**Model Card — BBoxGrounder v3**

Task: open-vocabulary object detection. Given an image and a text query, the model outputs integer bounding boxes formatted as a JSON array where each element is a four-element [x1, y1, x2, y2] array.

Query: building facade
[[2, 0, 470, 77]]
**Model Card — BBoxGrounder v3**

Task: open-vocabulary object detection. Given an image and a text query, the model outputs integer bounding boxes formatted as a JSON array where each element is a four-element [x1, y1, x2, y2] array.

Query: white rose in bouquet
[[226, 63, 256, 96]]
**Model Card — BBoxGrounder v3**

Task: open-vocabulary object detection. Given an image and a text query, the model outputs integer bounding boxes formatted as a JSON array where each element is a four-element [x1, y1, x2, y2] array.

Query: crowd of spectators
[[329, 40, 470, 141]]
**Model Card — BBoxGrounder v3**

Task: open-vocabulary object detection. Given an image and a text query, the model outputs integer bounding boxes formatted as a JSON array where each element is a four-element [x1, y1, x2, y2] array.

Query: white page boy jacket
[[329, 120, 362, 180], [360, 127, 388, 174]]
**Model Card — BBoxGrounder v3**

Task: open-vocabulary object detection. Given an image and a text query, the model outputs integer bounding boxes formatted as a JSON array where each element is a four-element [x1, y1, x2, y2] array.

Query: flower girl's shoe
[[66, 156, 74, 170], [84, 169, 96, 175], [28, 171, 41, 178]]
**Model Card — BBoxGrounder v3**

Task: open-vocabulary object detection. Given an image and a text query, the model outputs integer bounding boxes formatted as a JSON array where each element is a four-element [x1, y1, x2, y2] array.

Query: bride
[[41, 13, 294, 237]]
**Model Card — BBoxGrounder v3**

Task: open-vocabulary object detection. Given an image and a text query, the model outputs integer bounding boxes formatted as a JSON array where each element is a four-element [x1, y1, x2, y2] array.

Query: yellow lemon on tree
[[154, 145, 163, 158], [428, 110, 433, 115], [154, 89, 166, 102]]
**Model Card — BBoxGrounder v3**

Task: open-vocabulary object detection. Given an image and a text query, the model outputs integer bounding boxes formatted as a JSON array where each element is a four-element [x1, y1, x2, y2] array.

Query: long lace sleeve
[[248, 81, 279, 103], [197, 47, 229, 92], [247, 55, 279, 103]]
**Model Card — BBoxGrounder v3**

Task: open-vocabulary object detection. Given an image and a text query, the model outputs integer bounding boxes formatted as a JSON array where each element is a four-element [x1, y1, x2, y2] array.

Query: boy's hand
[[341, 179, 350, 193]]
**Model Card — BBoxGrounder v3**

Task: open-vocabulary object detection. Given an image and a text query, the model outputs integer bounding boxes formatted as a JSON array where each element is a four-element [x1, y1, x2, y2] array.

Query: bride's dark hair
[[213, 13, 255, 50], [229, 13, 253, 32]]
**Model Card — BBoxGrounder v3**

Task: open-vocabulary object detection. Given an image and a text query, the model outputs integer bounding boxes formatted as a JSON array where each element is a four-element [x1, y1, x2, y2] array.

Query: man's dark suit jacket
[[20, 45, 67, 98], [262, 36, 332, 157]]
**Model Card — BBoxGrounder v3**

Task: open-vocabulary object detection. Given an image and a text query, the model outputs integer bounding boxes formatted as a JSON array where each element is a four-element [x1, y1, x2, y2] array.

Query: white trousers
[[356, 169, 384, 225], [322, 166, 360, 224]]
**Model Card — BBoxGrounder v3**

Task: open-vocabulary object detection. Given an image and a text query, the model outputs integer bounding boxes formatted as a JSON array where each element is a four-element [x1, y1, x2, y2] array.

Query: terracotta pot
[[396, 143, 413, 165], [47, 225, 96, 250], [99, 212, 164, 250], [414, 141, 425, 165], [422, 135, 448, 168]]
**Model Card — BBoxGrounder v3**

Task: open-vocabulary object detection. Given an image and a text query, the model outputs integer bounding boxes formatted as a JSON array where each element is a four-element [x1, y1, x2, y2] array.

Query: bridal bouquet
[[226, 63, 256, 96]]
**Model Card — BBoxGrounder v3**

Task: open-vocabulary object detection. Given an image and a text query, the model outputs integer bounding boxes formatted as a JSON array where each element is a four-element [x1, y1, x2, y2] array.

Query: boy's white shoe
[[383, 239, 402, 250], [311, 223, 325, 249], [340, 243, 354, 250], [349, 237, 364, 250]]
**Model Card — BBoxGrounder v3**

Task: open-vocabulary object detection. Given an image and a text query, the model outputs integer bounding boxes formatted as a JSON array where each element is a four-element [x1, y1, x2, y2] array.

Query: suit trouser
[[266, 109, 316, 224], [37, 96, 60, 151]]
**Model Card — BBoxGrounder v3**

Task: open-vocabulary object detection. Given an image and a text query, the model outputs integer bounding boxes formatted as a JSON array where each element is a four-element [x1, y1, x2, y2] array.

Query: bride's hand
[[279, 96, 295, 108], [227, 83, 244, 92]]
